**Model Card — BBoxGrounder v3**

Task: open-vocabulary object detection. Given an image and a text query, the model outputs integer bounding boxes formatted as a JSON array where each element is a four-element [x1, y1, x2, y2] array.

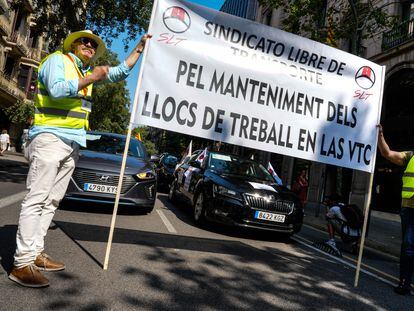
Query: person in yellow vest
[[9, 30, 151, 288], [377, 124, 414, 295]]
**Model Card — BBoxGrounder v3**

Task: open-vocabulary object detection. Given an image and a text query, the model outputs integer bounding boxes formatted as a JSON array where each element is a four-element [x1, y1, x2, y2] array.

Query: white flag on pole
[[267, 162, 283, 186]]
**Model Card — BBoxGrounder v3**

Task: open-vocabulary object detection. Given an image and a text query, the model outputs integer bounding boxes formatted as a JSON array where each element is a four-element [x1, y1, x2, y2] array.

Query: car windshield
[[163, 155, 178, 167], [83, 133, 147, 158], [208, 153, 274, 182]]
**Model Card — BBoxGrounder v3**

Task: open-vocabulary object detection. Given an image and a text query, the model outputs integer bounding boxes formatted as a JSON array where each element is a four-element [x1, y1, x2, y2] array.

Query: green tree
[[89, 50, 131, 133], [133, 127, 158, 155], [2, 100, 34, 126], [259, 0, 397, 54], [13, 0, 154, 50]]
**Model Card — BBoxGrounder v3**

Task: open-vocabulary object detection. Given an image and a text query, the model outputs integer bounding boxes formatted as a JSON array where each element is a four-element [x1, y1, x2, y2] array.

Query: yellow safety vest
[[402, 156, 414, 199], [34, 51, 93, 129]]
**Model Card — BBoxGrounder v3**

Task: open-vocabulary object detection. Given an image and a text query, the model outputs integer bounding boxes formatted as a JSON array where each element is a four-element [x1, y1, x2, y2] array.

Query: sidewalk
[[304, 202, 401, 258], [0, 151, 28, 165]]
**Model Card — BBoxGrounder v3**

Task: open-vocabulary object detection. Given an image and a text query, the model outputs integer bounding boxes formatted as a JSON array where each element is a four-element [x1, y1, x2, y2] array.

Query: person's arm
[[125, 34, 152, 69], [40, 54, 109, 97], [77, 66, 109, 90], [104, 34, 152, 83], [377, 124, 406, 166]]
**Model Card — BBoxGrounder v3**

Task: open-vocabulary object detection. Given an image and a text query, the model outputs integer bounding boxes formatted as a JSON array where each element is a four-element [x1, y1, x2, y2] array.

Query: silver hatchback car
[[63, 132, 157, 213]]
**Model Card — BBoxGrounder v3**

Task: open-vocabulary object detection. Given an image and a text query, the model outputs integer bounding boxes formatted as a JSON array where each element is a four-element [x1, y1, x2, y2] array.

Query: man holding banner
[[377, 124, 414, 295], [9, 30, 151, 288]]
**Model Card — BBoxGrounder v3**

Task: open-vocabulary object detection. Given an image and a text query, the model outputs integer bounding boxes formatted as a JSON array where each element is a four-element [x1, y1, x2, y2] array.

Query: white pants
[[14, 133, 79, 268]]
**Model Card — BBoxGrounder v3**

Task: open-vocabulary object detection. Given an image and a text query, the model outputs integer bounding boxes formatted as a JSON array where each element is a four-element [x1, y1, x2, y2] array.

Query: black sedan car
[[156, 153, 178, 192], [169, 151, 303, 235], [63, 132, 157, 213]]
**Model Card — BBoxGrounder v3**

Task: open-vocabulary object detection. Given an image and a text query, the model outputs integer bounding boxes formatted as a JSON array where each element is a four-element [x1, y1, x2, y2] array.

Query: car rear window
[[84, 133, 147, 158]]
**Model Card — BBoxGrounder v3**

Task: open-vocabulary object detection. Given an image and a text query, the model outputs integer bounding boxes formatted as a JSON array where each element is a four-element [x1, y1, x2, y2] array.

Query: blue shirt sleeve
[[40, 54, 131, 92], [105, 61, 131, 83], [39, 54, 79, 98]]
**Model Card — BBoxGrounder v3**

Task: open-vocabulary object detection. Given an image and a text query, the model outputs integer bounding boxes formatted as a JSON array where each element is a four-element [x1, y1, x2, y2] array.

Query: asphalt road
[[0, 158, 413, 310]]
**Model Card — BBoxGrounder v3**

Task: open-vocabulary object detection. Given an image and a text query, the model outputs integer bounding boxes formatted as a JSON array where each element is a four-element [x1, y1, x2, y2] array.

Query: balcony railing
[[28, 48, 42, 61], [0, 14, 11, 36], [0, 71, 26, 100], [9, 32, 30, 56], [0, 0, 9, 14], [382, 18, 414, 51], [23, 0, 34, 13]]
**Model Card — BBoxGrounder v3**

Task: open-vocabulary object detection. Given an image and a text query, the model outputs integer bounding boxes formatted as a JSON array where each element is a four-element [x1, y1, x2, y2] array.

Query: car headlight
[[136, 171, 155, 180], [213, 184, 242, 200]]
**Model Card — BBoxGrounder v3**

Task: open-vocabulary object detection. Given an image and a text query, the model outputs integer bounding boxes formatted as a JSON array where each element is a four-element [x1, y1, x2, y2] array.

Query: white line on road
[[156, 209, 177, 234], [0, 191, 27, 209], [292, 235, 396, 287]]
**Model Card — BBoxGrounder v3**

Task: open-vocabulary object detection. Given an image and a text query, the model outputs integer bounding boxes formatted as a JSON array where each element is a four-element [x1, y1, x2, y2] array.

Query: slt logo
[[163, 6, 191, 33], [355, 66, 376, 90]]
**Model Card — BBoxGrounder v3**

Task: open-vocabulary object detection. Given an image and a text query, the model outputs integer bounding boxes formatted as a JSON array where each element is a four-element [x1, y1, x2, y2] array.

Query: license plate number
[[84, 183, 117, 194], [254, 211, 285, 223]]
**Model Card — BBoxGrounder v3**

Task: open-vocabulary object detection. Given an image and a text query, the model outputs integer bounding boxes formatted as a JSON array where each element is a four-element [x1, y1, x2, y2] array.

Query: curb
[[303, 220, 400, 259]]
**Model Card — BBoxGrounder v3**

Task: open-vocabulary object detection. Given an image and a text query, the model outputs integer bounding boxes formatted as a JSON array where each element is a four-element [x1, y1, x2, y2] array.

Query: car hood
[[207, 171, 297, 200], [77, 150, 153, 174]]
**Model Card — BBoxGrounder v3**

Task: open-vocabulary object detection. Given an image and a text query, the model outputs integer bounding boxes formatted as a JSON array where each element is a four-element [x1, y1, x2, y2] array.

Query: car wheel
[[168, 179, 177, 203], [144, 206, 154, 214], [193, 192, 205, 224]]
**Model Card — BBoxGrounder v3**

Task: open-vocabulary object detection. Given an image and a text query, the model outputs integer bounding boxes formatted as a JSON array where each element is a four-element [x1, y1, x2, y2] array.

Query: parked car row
[[63, 132, 303, 235]]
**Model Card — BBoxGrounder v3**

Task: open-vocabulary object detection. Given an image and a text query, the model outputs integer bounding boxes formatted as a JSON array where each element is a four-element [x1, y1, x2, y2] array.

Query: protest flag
[[196, 147, 208, 166], [267, 162, 283, 185]]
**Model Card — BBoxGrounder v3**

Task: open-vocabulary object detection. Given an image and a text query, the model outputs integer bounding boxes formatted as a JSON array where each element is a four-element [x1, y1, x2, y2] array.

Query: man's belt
[[401, 198, 414, 208]]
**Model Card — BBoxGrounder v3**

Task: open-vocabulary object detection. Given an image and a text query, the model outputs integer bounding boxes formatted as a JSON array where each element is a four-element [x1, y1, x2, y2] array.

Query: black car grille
[[244, 194, 294, 214], [72, 169, 137, 194]]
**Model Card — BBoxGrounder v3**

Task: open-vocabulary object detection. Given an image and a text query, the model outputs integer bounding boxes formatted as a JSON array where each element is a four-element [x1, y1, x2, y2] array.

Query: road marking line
[[342, 253, 400, 283], [292, 235, 396, 287], [0, 191, 27, 209], [156, 209, 177, 234]]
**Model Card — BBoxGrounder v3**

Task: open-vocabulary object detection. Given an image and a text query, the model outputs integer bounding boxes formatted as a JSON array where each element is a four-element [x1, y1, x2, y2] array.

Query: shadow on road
[[59, 200, 149, 216], [0, 159, 28, 184], [0, 224, 17, 273], [49, 220, 406, 310], [157, 193, 293, 243]]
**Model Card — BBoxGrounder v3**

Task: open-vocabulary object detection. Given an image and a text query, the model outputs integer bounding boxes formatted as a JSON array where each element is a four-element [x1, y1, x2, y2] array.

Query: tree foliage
[[259, 0, 397, 54], [14, 0, 154, 51], [2, 100, 34, 126], [133, 127, 158, 155]]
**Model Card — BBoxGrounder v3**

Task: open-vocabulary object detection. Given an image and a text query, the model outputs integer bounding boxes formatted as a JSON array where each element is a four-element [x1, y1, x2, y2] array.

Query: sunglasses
[[75, 37, 99, 49]]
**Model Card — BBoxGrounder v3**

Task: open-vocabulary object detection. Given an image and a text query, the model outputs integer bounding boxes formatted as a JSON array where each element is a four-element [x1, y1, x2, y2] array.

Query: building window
[[263, 9, 272, 26], [4, 57, 15, 77], [402, 1, 414, 21], [18, 65, 30, 91]]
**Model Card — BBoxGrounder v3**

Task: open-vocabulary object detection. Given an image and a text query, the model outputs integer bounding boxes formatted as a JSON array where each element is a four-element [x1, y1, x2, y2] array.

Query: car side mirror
[[150, 155, 160, 163]]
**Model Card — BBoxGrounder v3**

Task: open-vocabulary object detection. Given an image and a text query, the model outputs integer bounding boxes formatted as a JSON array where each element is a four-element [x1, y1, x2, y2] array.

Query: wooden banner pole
[[103, 0, 159, 270]]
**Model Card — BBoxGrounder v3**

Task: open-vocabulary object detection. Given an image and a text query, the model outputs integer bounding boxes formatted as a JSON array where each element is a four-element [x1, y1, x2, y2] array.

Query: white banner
[[134, 0, 385, 173]]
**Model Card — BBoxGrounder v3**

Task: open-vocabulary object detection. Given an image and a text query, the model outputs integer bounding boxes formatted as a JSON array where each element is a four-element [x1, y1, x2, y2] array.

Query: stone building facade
[[0, 0, 47, 150]]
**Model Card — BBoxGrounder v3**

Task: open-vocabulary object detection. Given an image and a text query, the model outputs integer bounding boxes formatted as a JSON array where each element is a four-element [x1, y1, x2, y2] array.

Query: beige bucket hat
[[63, 30, 106, 59]]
